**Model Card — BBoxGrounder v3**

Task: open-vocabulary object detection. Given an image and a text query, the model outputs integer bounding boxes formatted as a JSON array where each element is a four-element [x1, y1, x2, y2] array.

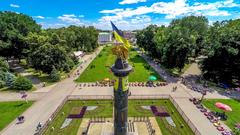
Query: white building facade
[[98, 32, 112, 44]]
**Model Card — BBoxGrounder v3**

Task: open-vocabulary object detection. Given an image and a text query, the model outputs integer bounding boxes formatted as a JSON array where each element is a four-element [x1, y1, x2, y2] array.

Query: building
[[98, 32, 112, 44], [73, 51, 84, 58], [123, 31, 137, 43]]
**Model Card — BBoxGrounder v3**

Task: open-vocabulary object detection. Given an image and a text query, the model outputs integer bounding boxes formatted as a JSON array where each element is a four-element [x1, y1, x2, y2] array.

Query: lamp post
[[200, 90, 207, 102]]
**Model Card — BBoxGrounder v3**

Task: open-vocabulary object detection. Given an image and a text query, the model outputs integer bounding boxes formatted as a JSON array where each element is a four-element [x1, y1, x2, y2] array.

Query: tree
[[29, 43, 72, 73], [0, 57, 9, 72], [136, 25, 158, 58], [0, 11, 41, 60], [0, 80, 5, 88], [5, 72, 16, 87], [136, 16, 208, 71], [201, 19, 240, 85], [13, 76, 33, 90], [49, 67, 61, 82]]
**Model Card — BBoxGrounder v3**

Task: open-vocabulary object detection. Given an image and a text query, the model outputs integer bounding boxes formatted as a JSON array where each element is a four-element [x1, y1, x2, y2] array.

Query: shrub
[[0, 80, 5, 88], [13, 76, 33, 90], [5, 72, 16, 87], [50, 68, 61, 82], [0, 57, 9, 72], [0, 70, 6, 82]]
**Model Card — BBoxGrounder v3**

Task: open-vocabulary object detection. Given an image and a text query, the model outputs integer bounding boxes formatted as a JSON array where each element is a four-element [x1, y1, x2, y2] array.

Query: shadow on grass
[[14, 103, 25, 107], [129, 55, 144, 63]]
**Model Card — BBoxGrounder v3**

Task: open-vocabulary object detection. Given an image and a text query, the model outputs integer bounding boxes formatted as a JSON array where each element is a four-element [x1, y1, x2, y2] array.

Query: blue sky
[[0, 0, 240, 30]]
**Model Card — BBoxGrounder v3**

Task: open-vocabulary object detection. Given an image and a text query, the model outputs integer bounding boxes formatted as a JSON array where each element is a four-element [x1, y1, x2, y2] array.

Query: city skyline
[[0, 0, 240, 30]]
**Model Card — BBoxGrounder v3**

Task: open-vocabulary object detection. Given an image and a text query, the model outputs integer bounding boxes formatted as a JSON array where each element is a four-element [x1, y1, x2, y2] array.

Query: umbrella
[[148, 75, 157, 81], [215, 102, 232, 112]]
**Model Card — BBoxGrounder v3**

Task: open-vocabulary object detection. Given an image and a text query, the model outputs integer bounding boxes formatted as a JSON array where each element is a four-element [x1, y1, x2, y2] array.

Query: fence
[[169, 95, 201, 135], [37, 96, 69, 135], [38, 94, 201, 135], [68, 95, 113, 100]]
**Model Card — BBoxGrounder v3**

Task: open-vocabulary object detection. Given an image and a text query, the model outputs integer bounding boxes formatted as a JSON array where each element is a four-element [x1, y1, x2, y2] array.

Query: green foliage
[[233, 128, 240, 135], [5, 72, 16, 87], [201, 19, 240, 84], [49, 68, 61, 82], [13, 76, 33, 90], [0, 71, 5, 82], [0, 57, 9, 72], [29, 43, 70, 73], [137, 16, 208, 71], [0, 80, 5, 88], [0, 11, 41, 59], [0, 12, 98, 76]]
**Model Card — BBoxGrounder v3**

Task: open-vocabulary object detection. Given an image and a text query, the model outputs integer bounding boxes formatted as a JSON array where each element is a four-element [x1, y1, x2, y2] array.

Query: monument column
[[111, 57, 132, 135]]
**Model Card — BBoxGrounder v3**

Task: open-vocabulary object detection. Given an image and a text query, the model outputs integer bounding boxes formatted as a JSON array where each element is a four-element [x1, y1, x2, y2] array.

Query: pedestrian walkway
[[173, 98, 225, 135], [0, 92, 45, 101]]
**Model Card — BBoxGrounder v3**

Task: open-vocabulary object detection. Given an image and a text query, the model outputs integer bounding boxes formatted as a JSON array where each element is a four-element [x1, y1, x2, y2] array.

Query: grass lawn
[[44, 100, 193, 135], [203, 99, 240, 131], [75, 46, 163, 82], [0, 101, 33, 131]]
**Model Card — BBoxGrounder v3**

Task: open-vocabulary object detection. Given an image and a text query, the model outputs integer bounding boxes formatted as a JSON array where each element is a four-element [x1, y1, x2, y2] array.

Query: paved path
[[1, 46, 103, 135], [0, 92, 45, 102], [173, 98, 222, 135]]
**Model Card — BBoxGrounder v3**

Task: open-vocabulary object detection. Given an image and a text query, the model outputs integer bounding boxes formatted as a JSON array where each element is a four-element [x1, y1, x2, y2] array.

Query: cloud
[[97, 14, 153, 30], [58, 14, 82, 25], [202, 10, 230, 16], [119, 0, 147, 5], [34, 16, 45, 19], [10, 4, 20, 8], [39, 22, 67, 29], [131, 15, 151, 24], [100, 9, 124, 14], [100, 0, 239, 21]]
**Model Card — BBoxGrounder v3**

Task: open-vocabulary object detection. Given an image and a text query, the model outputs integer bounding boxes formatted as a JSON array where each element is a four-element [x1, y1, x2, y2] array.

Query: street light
[[200, 90, 207, 102]]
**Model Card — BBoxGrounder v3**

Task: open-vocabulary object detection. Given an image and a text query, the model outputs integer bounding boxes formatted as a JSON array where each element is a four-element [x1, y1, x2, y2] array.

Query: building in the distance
[[123, 31, 137, 44], [98, 32, 112, 44]]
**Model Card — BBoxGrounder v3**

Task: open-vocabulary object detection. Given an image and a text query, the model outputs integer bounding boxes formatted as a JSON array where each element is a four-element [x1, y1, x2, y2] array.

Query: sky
[[0, 0, 240, 30]]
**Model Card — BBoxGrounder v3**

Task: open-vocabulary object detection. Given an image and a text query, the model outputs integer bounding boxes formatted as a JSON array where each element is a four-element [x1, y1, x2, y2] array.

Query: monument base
[[81, 117, 154, 135]]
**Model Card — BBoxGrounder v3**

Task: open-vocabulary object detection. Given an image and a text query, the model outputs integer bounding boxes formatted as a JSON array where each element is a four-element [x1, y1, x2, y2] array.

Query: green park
[[75, 45, 162, 82]]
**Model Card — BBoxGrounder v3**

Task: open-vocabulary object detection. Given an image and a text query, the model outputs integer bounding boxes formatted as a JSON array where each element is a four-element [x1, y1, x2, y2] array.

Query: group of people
[[181, 76, 212, 93], [76, 81, 168, 88]]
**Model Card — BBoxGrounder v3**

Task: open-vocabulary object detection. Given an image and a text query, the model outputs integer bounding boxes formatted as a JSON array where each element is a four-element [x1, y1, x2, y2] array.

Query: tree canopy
[[0, 12, 99, 74], [0, 11, 41, 60], [201, 19, 240, 85], [136, 16, 239, 85]]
